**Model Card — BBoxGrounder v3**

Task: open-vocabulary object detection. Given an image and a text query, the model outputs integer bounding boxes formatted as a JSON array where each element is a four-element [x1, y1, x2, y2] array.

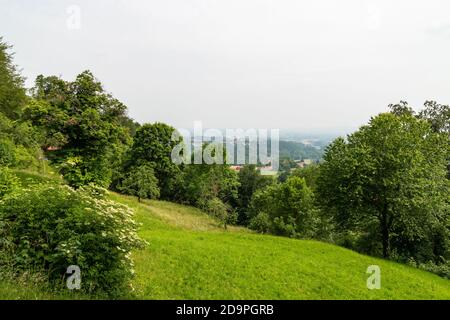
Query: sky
[[1, 0, 450, 132]]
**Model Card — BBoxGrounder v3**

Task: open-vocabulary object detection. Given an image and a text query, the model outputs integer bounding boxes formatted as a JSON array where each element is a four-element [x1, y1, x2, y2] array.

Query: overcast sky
[[1, 0, 450, 132]]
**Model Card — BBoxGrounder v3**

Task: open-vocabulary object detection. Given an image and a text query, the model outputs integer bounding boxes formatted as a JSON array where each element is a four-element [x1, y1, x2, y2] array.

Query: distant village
[[229, 158, 315, 175]]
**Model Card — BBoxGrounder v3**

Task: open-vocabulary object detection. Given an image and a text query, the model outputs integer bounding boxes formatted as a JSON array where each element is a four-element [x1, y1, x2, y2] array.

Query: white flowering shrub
[[0, 183, 145, 295]]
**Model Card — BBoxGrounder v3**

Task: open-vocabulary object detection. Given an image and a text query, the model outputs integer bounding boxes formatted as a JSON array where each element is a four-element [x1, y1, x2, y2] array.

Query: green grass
[[13, 169, 63, 186], [1, 171, 449, 299], [111, 194, 450, 300], [0, 273, 94, 300]]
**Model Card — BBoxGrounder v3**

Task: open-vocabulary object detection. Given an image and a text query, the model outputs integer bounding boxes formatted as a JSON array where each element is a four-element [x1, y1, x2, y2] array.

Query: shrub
[[13, 144, 39, 169], [58, 155, 113, 189], [417, 261, 450, 279], [0, 139, 40, 170], [0, 167, 20, 199], [0, 183, 145, 295], [248, 176, 317, 238], [0, 138, 15, 166], [248, 212, 271, 233]]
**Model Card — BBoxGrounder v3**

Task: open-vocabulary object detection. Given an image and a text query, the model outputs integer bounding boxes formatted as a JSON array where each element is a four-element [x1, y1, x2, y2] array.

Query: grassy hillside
[[112, 194, 450, 300], [1, 171, 449, 299]]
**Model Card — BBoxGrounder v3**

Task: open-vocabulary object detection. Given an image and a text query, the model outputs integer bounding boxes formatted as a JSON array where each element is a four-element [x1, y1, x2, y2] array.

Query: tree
[[119, 165, 160, 202], [249, 176, 316, 238], [125, 123, 183, 199], [181, 163, 239, 229], [0, 38, 26, 120], [317, 113, 449, 259], [418, 100, 450, 135], [237, 165, 274, 224], [389, 100, 450, 179], [25, 71, 133, 187], [418, 101, 450, 178], [201, 197, 235, 230], [181, 162, 240, 208], [388, 100, 414, 117], [0, 106, 42, 170], [277, 157, 298, 182], [291, 164, 321, 191], [176, 142, 241, 226]]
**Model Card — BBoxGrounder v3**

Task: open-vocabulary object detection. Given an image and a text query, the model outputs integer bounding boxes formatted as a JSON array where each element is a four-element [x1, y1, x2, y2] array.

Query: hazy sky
[[2, 0, 450, 132]]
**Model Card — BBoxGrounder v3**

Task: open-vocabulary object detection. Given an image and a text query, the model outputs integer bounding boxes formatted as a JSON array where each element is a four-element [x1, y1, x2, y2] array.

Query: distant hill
[[279, 140, 324, 161]]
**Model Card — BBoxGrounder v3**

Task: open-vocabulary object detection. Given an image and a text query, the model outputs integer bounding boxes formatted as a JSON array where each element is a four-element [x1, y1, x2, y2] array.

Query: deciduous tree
[[317, 113, 449, 259]]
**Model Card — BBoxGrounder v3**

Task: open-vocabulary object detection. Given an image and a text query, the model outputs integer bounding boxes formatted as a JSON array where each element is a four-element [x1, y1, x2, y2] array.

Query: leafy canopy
[[25, 71, 134, 187], [317, 112, 449, 260], [119, 164, 160, 202]]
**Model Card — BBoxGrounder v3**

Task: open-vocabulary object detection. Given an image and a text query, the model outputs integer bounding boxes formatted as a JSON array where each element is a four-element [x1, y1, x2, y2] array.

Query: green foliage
[[125, 123, 182, 199], [0, 183, 145, 295], [0, 167, 20, 199], [199, 197, 235, 229], [388, 100, 415, 117], [389, 100, 450, 179], [417, 261, 450, 279], [119, 165, 160, 202], [249, 176, 317, 238], [176, 144, 240, 227], [112, 194, 450, 300], [58, 154, 114, 188], [24, 71, 134, 187], [418, 100, 450, 134], [0, 113, 41, 170], [291, 164, 321, 191], [0, 38, 27, 120], [317, 112, 449, 262], [0, 271, 95, 300], [248, 211, 271, 233], [181, 162, 240, 209], [277, 157, 298, 182], [0, 138, 15, 166], [2, 173, 450, 299], [13, 170, 63, 186], [388, 99, 450, 133], [236, 165, 274, 224]]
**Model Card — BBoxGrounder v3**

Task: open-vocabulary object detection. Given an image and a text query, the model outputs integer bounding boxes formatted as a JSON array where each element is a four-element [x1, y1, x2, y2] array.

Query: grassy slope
[[1, 171, 449, 299], [0, 278, 92, 300], [111, 194, 450, 300]]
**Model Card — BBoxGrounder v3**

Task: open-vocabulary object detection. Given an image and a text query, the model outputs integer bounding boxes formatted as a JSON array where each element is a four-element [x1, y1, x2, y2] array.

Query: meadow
[[1, 171, 449, 300]]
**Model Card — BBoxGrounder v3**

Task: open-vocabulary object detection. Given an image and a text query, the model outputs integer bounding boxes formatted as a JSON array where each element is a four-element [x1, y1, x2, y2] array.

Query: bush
[[13, 144, 39, 169], [0, 167, 20, 199], [248, 176, 317, 238], [0, 183, 145, 295], [0, 138, 15, 167], [0, 139, 39, 170], [417, 261, 450, 279], [248, 212, 271, 233], [58, 155, 113, 189]]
